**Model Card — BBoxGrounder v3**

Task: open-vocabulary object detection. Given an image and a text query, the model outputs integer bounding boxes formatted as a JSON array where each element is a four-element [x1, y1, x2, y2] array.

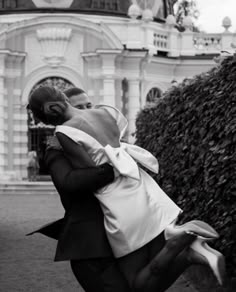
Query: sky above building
[[195, 0, 236, 32]]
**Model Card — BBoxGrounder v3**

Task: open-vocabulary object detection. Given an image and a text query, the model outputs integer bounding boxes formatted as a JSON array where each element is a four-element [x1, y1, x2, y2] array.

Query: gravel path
[[0, 192, 198, 292]]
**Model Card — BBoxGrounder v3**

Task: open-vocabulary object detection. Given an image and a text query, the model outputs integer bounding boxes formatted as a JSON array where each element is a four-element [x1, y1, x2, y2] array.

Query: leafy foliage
[[174, 0, 200, 31], [135, 56, 236, 277]]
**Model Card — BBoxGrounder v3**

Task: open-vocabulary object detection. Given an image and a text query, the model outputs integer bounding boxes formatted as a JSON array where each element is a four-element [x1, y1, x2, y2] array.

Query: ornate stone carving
[[128, 3, 141, 19], [36, 27, 72, 67], [222, 16, 232, 31], [166, 14, 176, 27], [142, 9, 153, 22]]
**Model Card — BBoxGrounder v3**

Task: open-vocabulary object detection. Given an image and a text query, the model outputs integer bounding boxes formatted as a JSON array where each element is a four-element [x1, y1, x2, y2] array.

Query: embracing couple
[[27, 86, 225, 292]]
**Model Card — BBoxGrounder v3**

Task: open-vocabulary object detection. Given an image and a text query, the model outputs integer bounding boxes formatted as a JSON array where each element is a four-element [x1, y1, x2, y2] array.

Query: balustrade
[[0, 0, 17, 9], [193, 33, 222, 53], [153, 32, 169, 51]]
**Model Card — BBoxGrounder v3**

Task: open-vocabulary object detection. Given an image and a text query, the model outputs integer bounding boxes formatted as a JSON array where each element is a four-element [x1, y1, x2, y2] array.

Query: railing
[[193, 33, 222, 53], [153, 31, 168, 51], [120, 16, 236, 56]]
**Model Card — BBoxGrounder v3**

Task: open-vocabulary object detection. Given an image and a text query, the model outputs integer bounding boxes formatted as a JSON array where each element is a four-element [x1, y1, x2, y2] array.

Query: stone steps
[[0, 181, 58, 196]]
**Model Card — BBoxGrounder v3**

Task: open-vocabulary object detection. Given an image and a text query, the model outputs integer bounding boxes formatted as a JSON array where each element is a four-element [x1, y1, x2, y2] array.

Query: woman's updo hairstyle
[[27, 86, 68, 125]]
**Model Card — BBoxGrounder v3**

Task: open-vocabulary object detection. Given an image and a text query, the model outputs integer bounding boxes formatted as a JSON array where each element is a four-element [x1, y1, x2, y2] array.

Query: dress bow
[[104, 143, 159, 180]]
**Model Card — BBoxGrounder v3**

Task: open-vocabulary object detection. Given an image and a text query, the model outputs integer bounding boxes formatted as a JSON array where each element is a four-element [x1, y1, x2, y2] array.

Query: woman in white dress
[[28, 86, 225, 291]]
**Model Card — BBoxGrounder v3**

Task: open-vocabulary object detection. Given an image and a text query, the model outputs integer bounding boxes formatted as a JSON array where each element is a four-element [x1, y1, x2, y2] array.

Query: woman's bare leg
[[139, 240, 223, 292], [117, 241, 150, 289], [118, 232, 196, 292], [152, 249, 191, 292], [133, 232, 196, 292]]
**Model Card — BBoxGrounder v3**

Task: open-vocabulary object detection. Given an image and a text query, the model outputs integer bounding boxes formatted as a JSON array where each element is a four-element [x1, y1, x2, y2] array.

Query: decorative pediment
[[36, 27, 72, 68]]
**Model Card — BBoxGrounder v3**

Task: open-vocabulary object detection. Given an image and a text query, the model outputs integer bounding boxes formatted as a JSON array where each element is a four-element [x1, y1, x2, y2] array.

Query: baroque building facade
[[0, 0, 234, 180]]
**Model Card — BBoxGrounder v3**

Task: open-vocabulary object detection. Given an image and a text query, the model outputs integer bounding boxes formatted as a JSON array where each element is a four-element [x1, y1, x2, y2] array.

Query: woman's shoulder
[[95, 105, 126, 124], [95, 104, 120, 117], [95, 105, 128, 138]]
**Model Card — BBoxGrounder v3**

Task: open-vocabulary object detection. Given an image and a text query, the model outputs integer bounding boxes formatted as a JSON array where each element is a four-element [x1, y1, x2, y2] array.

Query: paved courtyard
[[0, 191, 198, 292]]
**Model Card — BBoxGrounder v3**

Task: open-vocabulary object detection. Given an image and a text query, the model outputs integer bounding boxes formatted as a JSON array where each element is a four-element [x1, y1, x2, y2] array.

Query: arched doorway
[[146, 87, 162, 105], [27, 77, 74, 177]]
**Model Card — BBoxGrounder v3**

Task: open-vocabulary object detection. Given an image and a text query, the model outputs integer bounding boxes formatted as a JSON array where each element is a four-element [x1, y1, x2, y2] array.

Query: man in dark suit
[[28, 88, 130, 292]]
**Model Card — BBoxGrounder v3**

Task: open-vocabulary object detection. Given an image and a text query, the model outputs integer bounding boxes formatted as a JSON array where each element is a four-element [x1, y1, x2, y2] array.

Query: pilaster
[[81, 52, 102, 101], [180, 29, 195, 56], [121, 51, 146, 143], [0, 50, 26, 180], [126, 20, 142, 50], [82, 50, 122, 106], [0, 53, 7, 175], [168, 28, 180, 57], [97, 49, 122, 106], [0, 69, 5, 173], [127, 79, 140, 143]]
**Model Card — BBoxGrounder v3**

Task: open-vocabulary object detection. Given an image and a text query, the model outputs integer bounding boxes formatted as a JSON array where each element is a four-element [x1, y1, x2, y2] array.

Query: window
[[146, 87, 162, 104]]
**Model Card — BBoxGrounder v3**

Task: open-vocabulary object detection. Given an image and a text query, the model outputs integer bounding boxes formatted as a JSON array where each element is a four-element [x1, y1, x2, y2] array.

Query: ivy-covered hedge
[[135, 56, 236, 277]]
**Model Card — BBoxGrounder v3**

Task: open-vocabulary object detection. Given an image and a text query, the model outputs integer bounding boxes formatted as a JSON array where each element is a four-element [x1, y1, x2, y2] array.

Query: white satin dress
[[56, 105, 181, 258]]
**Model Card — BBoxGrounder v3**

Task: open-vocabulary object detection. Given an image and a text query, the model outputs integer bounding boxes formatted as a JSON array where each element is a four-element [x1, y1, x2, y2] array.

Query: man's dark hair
[[64, 87, 85, 98], [27, 86, 67, 125]]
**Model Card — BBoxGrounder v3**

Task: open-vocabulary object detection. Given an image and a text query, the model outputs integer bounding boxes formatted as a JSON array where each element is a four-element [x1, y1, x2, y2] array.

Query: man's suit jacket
[[29, 134, 114, 261]]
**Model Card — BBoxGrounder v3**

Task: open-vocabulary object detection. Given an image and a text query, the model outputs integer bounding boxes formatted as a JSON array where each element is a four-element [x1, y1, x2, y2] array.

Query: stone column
[[168, 28, 180, 57], [127, 79, 140, 143], [121, 51, 146, 143], [97, 49, 122, 106], [103, 79, 116, 106], [0, 67, 5, 173], [81, 52, 100, 103], [3, 51, 26, 180]]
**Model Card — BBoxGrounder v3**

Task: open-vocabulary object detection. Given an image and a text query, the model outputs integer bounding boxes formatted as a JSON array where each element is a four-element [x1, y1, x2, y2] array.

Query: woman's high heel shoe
[[190, 239, 225, 285], [164, 220, 219, 241]]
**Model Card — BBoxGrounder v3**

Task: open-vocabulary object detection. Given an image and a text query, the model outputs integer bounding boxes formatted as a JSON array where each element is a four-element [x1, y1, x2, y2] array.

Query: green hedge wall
[[135, 56, 236, 277]]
